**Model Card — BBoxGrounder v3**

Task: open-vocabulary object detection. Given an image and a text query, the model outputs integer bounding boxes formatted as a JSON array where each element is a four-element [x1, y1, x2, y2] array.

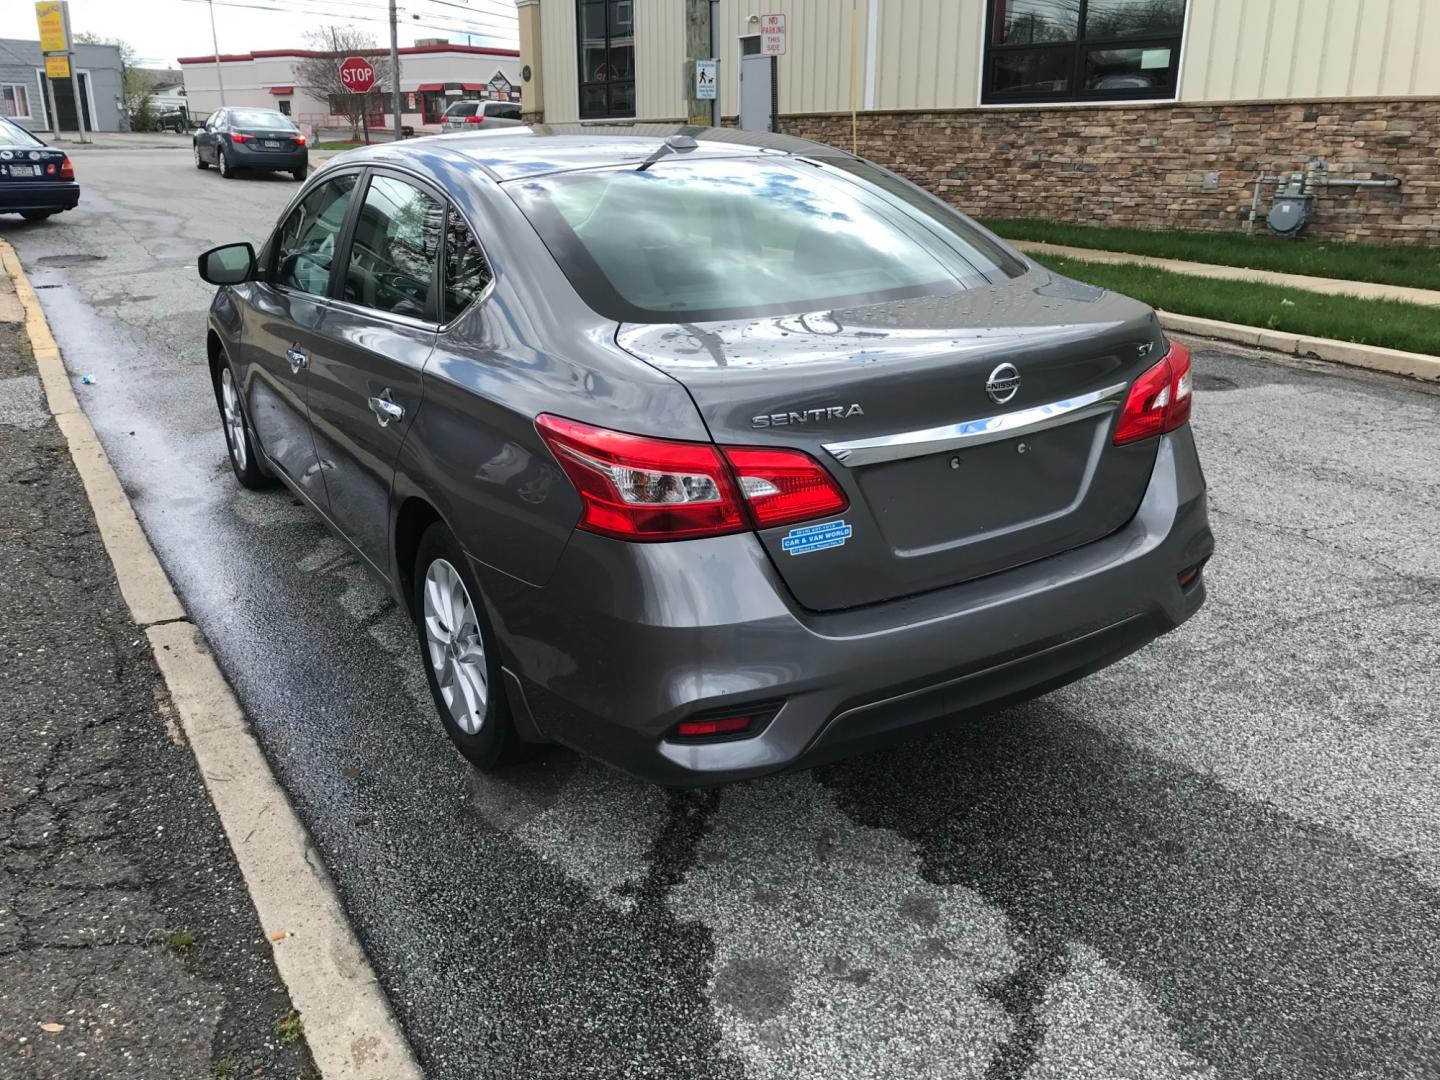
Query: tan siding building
[[520, 0, 1440, 245]]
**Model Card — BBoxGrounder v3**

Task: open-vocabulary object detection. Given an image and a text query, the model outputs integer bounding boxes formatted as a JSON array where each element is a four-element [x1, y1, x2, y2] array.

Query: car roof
[[327, 124, 856, 182]]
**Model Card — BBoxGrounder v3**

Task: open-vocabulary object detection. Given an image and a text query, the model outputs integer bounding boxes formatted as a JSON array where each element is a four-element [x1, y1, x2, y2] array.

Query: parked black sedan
[[0, 116, 78, 221], [194, 107, 308, 181]]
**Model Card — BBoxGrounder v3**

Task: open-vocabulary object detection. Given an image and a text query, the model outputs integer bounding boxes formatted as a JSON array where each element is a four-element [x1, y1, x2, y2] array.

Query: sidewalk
[[1011, 240, 1440, 309], [0, 283, 314, 1077]]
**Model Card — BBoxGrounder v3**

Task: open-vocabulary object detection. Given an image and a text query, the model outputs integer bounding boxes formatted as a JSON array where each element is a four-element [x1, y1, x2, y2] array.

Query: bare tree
[[293, 26, 396, 141]]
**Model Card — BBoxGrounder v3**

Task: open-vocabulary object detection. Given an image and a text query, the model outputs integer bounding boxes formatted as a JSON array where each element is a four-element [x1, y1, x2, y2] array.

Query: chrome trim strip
[[822, 381, 1129, 467]]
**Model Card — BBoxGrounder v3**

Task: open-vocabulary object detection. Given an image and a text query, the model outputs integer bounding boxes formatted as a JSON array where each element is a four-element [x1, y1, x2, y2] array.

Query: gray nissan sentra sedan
[[197, 125, 1212, 786]]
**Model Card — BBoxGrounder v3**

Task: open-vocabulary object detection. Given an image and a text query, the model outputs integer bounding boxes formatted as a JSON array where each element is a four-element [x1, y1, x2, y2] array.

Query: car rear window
[[447, 102, 479, 117], [0, 120, 43, 148], [507, 155, 1023, 323], [229, 109, 296, 130]]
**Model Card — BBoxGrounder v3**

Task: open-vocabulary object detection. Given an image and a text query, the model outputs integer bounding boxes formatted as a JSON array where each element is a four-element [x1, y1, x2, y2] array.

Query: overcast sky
[[0, 0, 518, 68]]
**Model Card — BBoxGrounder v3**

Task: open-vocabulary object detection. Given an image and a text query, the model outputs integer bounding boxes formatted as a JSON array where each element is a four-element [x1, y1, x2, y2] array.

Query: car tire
[[218, 149, 235, 178], [213, 358, 275, 490], [413, 522, 527, 771], [290, 168, 306, 182], [20, 210, 55, 222], [194, 144, 208, 169]]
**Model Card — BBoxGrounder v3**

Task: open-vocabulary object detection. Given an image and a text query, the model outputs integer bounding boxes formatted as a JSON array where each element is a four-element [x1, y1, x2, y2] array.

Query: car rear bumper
[[481, 427, 1212, 786], [226, 143, 308, 171], [0, 181, 79, 213]]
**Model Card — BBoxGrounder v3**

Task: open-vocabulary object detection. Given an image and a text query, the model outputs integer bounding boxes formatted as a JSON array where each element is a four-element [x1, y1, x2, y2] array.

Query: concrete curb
[[1157, 311, 1440, 383], [1014, 240, 1440, 309], [0, 240, 424, 1080]]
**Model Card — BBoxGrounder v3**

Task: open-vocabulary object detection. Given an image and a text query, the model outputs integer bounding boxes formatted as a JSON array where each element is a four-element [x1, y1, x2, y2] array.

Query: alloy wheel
[[422, 558, 488, 735], [220, 367, 246, 471]]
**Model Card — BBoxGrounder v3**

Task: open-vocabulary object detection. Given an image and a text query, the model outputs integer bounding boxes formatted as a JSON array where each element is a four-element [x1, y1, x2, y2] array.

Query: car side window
[[274, 174, 359, 297], [342, 174, 443, 321], [443, 212, 493, 323]]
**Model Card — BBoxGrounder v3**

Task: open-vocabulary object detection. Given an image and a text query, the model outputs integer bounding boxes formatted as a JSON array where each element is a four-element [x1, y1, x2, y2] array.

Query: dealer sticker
[[781, 519, 853, 556]]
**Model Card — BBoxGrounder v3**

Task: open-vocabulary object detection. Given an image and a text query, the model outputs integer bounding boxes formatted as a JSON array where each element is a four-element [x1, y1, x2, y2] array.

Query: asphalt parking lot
[[6, 145, 1438, 1080]]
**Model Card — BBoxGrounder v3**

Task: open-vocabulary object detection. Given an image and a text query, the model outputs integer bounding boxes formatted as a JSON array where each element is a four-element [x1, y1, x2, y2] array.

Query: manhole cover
[[36, 253, 105, 267], [1193, 373, 1239, 391]]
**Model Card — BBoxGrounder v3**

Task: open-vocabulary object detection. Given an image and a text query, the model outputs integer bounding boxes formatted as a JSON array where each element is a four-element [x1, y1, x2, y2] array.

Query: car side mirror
[[198, 242, 256, 285]]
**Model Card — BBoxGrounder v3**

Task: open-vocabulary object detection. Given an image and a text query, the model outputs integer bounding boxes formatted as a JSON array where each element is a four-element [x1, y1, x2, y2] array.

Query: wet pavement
[[0, 309, 312, 1078], [5, 145, 1439, 1080]]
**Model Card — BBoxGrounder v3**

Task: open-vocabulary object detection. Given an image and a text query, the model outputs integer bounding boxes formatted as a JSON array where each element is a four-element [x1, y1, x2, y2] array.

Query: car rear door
[[303, 167, 441, 578], [200, 110, 223, 162], [240, 170, 361, 507]]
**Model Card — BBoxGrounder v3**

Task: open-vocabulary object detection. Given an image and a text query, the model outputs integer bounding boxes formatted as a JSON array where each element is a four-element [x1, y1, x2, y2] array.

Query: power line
[[414, 0, 517, 20]]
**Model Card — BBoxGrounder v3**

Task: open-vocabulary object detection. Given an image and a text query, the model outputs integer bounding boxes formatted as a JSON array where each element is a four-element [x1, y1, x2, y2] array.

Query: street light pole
[[207, 0, 226, 106], [388, 0, 402, 140]]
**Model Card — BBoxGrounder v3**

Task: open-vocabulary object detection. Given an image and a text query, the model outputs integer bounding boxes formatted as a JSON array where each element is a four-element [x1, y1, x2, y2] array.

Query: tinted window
[[446, 102, 478, 118], [342, 175, 443, 320], [510, 156, 1020, 323], [274, 174, 358, 296], [443, 214, 493, 322], [0, 119, 43, 148], [229, 109, 296, 130], [487, 103, 522, 120], [984, 0, 1186, 103]]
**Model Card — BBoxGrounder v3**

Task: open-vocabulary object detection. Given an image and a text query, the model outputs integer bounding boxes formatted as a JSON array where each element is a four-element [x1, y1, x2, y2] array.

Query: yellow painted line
[[0, 238, 424, 1080]]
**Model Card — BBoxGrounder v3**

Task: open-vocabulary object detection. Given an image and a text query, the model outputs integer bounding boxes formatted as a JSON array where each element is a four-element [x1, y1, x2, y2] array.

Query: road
[[7, 145, 1439, 1080]]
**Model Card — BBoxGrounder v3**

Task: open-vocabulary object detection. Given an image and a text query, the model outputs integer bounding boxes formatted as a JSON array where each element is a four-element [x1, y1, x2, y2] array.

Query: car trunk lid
[[617, 274, 1167, 611]]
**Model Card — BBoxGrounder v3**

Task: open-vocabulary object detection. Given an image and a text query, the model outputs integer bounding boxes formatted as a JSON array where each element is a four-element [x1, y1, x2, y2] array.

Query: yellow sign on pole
[[45, 54, 70, 80], [35, 2, 67, 54]]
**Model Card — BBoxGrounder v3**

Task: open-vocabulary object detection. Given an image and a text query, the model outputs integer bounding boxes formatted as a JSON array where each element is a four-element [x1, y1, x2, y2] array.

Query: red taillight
[[536, 414, 744, 540], [229, 131, 252, 143], [464, 114, 484, 124], [59, 156, 74, 179], [535, 415, 849, 542], [721, 446, 848, 529], [1113, 340, 1193, 446], [294, 133, 306, 145], [675, 715, 752, 739]]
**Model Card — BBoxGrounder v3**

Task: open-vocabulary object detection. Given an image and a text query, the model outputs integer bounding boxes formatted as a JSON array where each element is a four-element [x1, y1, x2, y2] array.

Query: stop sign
[[339, 56, 376, 93]]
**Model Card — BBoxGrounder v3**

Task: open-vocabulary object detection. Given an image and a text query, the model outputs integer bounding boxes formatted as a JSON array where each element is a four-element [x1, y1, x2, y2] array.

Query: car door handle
[[286, 346, 308, 374], [368, 390, 404, 427]]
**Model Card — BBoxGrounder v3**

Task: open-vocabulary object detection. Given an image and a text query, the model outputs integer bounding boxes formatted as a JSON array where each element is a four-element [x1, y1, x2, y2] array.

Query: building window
[[277, 99, 291, 116], [983, 0, 1186, 104], [577, 0, 634, 119], [2, 84, 31, 119]]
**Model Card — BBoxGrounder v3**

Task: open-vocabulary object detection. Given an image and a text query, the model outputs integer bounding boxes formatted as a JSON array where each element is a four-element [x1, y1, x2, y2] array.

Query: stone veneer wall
[[776, 98, 1439, 247]]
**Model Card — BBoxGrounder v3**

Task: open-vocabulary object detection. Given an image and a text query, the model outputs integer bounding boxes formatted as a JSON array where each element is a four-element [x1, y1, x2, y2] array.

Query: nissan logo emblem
[[985, 363, 1021, 405]]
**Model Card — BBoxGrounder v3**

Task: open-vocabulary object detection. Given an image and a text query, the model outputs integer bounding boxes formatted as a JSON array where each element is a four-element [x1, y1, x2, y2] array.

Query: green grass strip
[[981, 218, 1440, 293], [1030, 253, 1440, 357]]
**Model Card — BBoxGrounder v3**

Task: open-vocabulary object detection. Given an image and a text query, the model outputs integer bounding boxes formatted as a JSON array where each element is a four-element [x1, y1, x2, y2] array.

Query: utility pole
[[207, 0, 226, 105], [388, 0, 403, 141], [684, 0, 711, 126]]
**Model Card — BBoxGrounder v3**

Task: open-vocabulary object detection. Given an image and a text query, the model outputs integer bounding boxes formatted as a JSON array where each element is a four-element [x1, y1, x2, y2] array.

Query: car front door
[[240, 171, 361, 507], [304, 168, 441, 578]]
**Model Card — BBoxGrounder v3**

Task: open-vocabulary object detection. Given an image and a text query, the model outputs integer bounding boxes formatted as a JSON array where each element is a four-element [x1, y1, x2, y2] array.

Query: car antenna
[[636, 132, 698, 172]]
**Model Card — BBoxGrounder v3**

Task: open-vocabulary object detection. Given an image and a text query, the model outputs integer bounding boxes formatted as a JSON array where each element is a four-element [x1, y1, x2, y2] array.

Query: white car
[[440, 100, 524, 132]]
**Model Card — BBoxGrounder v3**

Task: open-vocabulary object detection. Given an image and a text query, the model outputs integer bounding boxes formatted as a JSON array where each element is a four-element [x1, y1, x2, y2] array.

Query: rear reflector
[[675, 715, 753, 740], [535, 414, 847, 541], [1178, 565, 1202, 588], [1114, 340, 1193, 446]]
